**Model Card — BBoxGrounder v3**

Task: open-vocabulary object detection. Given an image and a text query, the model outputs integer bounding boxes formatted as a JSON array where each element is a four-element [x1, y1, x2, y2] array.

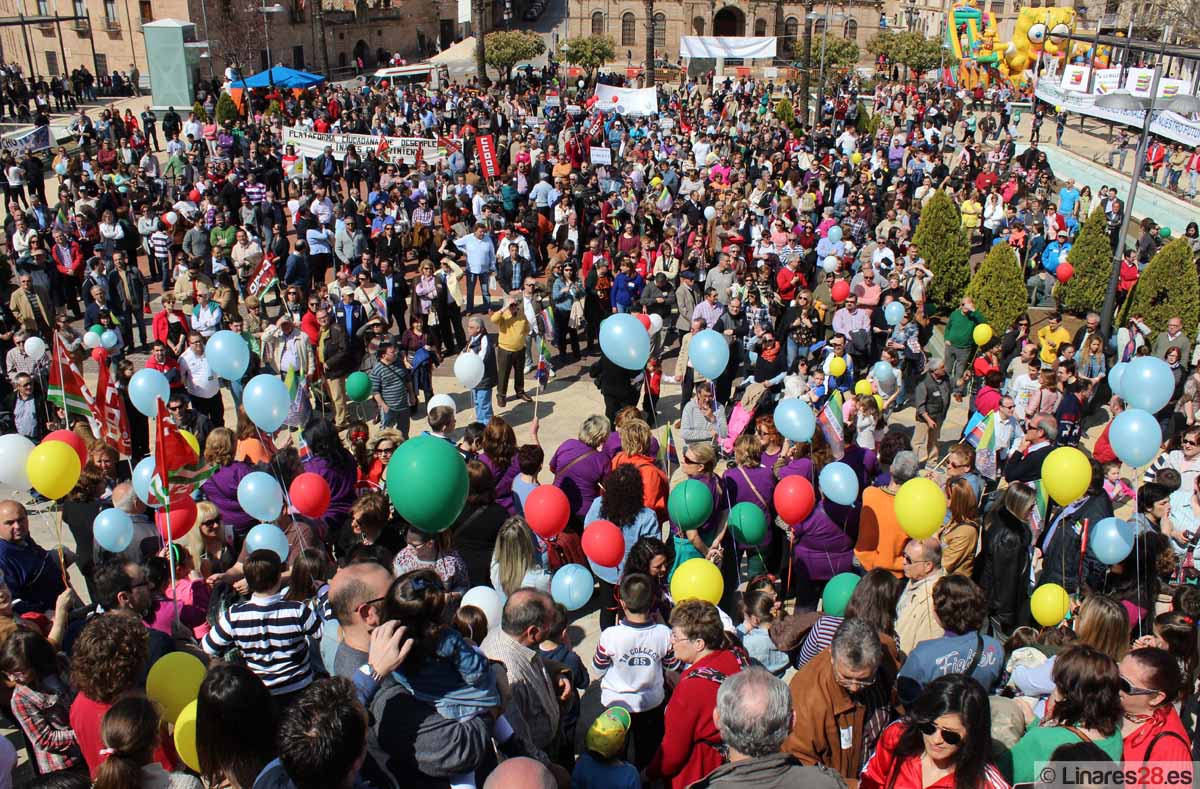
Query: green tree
[[913, 190, 971, 310], [966, 242, 1028, 333], [192, 100, 208, 123], [1123, 238, 1200, 335], [816, 36, 860, 71], [214, 93, 239, 126], [1058, 208, 1112, 314], [868, 30, 954, 77], [561, 35, 615, 85], [484, 30, 547, 83], [774, 97, 798, 130]]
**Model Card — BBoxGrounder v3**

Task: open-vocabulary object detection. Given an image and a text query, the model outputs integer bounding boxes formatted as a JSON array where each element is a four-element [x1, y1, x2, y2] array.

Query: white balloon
[[460, 586, 503, 631], [82, 332, 101, 349], [427, 394, 456, 412], [822, 255, 840, 273], [0, 433, 35, 490], [23, 337, 46, 358], [703, 206, 717, 221], [648, 313, 663, 334], [166, 211, 179, 225], [454, 352, 485, 390]]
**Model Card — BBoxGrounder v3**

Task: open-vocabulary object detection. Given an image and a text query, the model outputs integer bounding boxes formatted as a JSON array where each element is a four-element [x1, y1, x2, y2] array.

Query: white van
[[368, 63, 450, 92]]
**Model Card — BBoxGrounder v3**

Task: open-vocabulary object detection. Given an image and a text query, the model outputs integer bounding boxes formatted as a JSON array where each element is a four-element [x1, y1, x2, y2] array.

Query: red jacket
[[145, 355, 184, 389], [776, 266, 805, 303], [1093, 422, 1116, 464], [1118, 259, 1140, 293], [71, 693, 176, 777], [860, 722, 1010, 789], [51, 241, 83, 277], [1147, 143, 1166, 168], [1122, 704, 1193, 766], [152, 309, 189, 347], [646, 649, 744, 789]]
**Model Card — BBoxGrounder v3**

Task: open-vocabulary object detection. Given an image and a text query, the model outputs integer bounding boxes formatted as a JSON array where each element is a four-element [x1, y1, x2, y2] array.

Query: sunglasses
[[1184, 439, 1198, 447], [916, 720, 963, 746], [1119, 676, 1159, 697]]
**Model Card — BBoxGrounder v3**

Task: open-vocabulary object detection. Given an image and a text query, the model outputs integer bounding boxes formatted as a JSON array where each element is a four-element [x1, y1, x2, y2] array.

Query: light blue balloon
[[883, 301, 905, 326], [1091, 517, 1136, 565], [690, 329, 730, 379], [550, 563, 594, 611], [775, 398, 816, 442], [598, 314, 651, 371], [132, 456, 161, 507], [94, 508, 134, 552], [828, 225, 843, 243], [100, 329, 119, 350], [237, 471, 284, 522], [129, 368, 170, 417], [818, 461, 859, 506], [1108, 362, 1128, 398], [871, 361, 896, 383], [243, 374, 290, 433], [245, 523, 291, 562], [206, 330, 251, 380], [1123, 356, 1174, 413], [1109, 408, 1162, 468]]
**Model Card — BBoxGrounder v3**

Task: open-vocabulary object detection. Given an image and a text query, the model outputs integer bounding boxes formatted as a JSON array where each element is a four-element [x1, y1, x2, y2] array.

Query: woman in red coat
[[1119, 647, 1193, 766], [645, 600, 746, 789]]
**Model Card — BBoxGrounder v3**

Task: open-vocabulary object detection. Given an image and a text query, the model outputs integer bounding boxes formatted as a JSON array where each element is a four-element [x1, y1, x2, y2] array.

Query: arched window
[[784, 16, 798, 56], [591, 10, 604, 35], [653, 12, 666, 48], [622, 11, 636, 45], [814, 17, 826, 35], [693, 15, 705, 34], [844, 17, 857, 40], [754, 18, 767, 36]]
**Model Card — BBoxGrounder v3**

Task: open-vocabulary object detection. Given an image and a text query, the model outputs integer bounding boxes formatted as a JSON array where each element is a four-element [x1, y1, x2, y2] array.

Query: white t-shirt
[[592, 620, 675, 712]]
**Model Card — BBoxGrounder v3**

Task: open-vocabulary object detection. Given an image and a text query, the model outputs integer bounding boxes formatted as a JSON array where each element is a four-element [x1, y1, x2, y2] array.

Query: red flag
[[437, 135, 461, 155], [46, 331, 102, 439], [95, 361, 132, 457], [376, 136, 390, 157], [475, 134, 499, 179], [151, 400, 215, 503]]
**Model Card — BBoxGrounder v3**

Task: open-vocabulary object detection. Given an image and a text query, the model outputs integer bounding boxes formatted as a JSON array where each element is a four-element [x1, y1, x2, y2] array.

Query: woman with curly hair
[[479, 417, 520, 514], [621, 536, 672, 623], [68, 613, 172, 777], [586, 464, 661, 630]]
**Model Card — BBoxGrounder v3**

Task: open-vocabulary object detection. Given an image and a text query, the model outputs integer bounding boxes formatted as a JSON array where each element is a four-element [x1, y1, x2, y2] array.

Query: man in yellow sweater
[[1036, 312, 1072, 367], [491, 292, 532, 407]]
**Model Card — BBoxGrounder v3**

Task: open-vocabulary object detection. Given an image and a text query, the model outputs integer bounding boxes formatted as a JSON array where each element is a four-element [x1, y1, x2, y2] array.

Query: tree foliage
[[192, 100, 208, 123], [914, 190, 971, 310], [867, 30, 955, 75], [1059, 208, 1112, 314], [1124, 238, 1200, 336], [966, 242, 1028, 333], [774, 97, 798, 130], [206, 3, 264, 77], [485, 30, 547, 83], [215, 93, 239, 126], [561, 35, 615, 83], [815, 36, 860, 71]]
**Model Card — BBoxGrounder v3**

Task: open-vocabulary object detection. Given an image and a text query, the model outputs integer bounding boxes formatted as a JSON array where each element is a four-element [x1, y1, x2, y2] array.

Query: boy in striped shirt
[[202, 550, 321, 704]]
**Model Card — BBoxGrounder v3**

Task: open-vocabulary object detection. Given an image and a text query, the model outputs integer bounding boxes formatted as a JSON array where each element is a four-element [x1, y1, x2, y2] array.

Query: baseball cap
[[586, 706, 632, 758]]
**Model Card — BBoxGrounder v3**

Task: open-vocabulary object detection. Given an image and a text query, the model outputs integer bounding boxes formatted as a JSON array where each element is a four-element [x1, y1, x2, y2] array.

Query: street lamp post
[[1096, 26, 1200, 337], [810, 4, 844, 126], [799, 0, 814, 125], [257, 2, 286, 76]]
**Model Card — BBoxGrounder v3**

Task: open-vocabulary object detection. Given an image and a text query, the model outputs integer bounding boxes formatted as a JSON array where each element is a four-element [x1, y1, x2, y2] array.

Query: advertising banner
[[1035, 80, 1200, 148], [281, 126, 441, 165], [593, 84, 659, 116], [476, 134, 500, 178]]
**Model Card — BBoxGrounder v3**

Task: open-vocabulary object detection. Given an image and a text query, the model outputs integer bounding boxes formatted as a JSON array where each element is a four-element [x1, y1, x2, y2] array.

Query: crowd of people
[[0, 50, 1198, 789]]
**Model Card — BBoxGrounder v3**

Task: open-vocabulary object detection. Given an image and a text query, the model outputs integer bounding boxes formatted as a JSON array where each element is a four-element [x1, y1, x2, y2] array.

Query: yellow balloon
[[147, 652, 206, 723], [174, 700, 200, 772], [26, 441, 81, 500], [873, 394, 884, 411], [972, 324, 994, 346], [670, 557, 724, 605], [1031, 583, 1070, 627], [850, 151, 863, 165], [828, 356, 847, 378], [894, 477, 947, 539], [854, 379, 873, 396], [180, 430, 200, 457], [1041, 447, 1090, 505]]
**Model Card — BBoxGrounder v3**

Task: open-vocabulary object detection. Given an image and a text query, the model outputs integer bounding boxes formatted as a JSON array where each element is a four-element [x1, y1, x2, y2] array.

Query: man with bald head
[[483, 756, 555, 789], [895, 537, 945, 653], [326, 560, 394, 679], [0, 499, 67, 614]]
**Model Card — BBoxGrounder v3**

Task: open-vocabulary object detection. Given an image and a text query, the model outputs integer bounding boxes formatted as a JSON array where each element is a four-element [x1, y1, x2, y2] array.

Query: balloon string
[[54, 503, 68, 590], [163, 495, 179, 626]]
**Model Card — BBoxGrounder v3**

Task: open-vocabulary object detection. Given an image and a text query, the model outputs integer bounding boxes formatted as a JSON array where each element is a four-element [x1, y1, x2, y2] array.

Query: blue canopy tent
[[239, 66, 325, 88]]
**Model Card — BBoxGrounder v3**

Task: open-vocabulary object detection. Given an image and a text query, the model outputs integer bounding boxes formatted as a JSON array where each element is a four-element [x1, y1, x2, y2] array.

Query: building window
[[784, 16, 798, 56], [814, 17, 825, 35], [653, 12, 665, 48], [989, 0, 1003, 13], [591, 11, 603, 34], [45, 51, 58, 75], [139, 0, 152, 20], [621, 11, 635, 45], [36, 0, 48, 14], [693, 16, 704, 34], [754, 18, 767, 35], [94, 53, 107, 73], [72, 0, 85, 16], [103, 0, 117, 20], [844, 17, 857, 40]]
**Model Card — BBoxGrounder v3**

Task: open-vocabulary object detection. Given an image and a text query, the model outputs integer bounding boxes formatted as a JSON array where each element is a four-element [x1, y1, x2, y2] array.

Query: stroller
[[720, 382, 770, 456]]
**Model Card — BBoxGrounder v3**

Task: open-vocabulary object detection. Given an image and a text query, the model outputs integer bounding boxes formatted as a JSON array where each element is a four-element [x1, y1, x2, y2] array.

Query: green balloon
[[668, 479, 714, 531], [729, 501, 767, 546], [385, 435, 468, 533], [88, 324, 104, 336], [1160, 226, 1172, 239], [822, 572, 861, 617], [345, 371, 372, 403]]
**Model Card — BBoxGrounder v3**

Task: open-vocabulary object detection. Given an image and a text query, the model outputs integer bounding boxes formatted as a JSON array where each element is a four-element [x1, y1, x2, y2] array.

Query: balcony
[[70, 19, 89, 31], [102, 16, 120, 30], [1100, 13, 1118, 27]]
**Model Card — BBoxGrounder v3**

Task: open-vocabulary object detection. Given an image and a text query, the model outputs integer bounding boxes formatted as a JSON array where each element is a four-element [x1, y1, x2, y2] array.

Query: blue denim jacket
[[391, 628, 500, 721]]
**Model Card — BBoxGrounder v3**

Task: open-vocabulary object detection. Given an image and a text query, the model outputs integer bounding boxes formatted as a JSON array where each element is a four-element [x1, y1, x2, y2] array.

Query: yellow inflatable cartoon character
[[1000, 6, 1076, 84]]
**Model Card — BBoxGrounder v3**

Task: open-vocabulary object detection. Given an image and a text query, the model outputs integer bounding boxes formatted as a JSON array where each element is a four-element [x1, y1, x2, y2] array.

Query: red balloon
[[156, 495, 198, 541], [582, 519, 625, 567], [1055, 263, 1074, 283], [774, 475, 816, 525], [91, 347, 108, 364], [831, 280, 851, 303], [635, 313, 652, 331], [43, 430, 87, 469], [290, 472, 331, 518], [524, 485, 570, 538]]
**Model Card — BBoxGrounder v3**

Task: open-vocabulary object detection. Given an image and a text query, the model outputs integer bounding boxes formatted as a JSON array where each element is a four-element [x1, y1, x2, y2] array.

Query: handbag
[[569, 298, 586, 330]]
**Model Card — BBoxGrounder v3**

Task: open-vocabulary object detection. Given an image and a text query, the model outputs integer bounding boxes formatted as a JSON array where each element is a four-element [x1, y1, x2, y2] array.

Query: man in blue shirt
[[0, 500, 67, 615], [453, 224, 497, 315]]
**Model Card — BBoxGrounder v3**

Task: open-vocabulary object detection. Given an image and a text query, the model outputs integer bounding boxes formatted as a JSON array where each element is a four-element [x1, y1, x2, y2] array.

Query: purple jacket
[[602, 432, 660, 462], [480, 452, 520, 515], [777, 457, 859, 542], [669, 472, 727, 540], [723, 464, 776, 549], [303, 455, 357, 530], [789, 503, 854, 583], [550, 439, 609, 518], [201, 461, 255, 533]]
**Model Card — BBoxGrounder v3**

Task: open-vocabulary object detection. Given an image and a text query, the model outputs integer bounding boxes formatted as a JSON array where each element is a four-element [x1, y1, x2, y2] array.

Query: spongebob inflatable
[[998, 6, 1077, 85]]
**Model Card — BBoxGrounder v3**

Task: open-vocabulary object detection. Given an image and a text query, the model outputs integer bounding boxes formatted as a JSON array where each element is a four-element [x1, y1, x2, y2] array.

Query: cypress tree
[[1059, 208, 1112, 314], [914, 189, 971, 311], [966, 242, 1028, 333], [1123, 238, 1200, 335]]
